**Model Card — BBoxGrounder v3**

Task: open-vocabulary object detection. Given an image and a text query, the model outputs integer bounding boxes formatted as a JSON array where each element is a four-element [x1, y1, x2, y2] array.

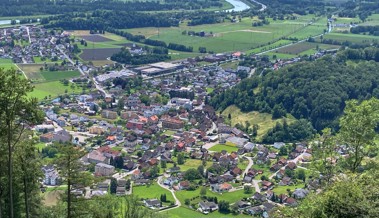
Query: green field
[[40, 70, 81, 81], [222, 105, 297, 140], [133, 182, 174, 202], [167, 159, 205, 172], [125, 15, 325, 53], [29, 81, 81, 100], [163, 206, 252, 218], [0, 59, 17, 70], [209, 144, 239, 153], [321, 32, 379, 45]]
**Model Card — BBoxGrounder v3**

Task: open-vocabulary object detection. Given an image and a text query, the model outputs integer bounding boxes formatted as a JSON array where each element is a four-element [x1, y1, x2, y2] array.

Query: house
[[286, 162, 297, 170], [101, 110, 118, 119], [116, 186, 126, 196], [293, 188, 309, 199], [42, 165, 60, 186], [125, 134, 138, 147], [261, 181, 273, 190], [89, 126, 105, 135], [231, 167, 242, 176], [179, 180, 190, 190], [247, 206, 264, 216], [144, 199, 161, 208], [284, 197, 297, 206], [198, 201, 218, 213], [212, 182, 232, 192], [84, 150, 107, 164], [56, 117, 66, 127], [236, 200, 250, 210], [40, 132, 54, 142], [273, 142, 285, 149], [262, 202, 276, 212], [279, 176, 293, 186], [126, 120, 144, 130], [161, 117, 184, 129], [95, 163, 115, 176], [53, 130, 72, 143], [252, 192, 267, 202], [35, 124, 55, 133]]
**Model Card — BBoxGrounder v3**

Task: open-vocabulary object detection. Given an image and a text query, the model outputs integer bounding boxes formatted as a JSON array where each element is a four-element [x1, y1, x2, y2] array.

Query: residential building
[[95, 163, 115, 176]]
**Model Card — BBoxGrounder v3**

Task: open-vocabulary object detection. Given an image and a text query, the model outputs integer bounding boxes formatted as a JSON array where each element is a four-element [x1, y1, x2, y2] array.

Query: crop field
[[125, 16, 324, 53], [80, 34, 114, 42], [41, 70, 81, 81], [276, 42, 317, 55], [79, 48, 122, 61], [320, 32, 379, 45], [361, 14, 379, 26]]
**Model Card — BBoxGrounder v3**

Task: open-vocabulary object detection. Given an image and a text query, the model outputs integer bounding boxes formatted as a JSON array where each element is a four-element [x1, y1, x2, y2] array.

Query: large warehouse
[[134, 62, 183, 76]]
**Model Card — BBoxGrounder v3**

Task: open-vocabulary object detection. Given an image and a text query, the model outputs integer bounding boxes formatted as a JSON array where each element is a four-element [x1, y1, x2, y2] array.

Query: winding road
[[157, 176, 181, 212]]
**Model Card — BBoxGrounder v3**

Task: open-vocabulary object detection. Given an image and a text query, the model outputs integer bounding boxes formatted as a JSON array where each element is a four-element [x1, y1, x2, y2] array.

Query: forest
[[0, 0, 224, 16], [210, 48, 379, 131]]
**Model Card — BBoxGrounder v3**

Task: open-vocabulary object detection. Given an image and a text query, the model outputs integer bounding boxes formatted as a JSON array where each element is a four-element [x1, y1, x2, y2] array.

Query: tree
[[0, 68, 43, 218], [296, 169, 306, 182], [197, 165, 204, 177], [218, 200, 230, 213], [312, 128, 339, 184], [338, 98, 379, 172], [55, 143, 93, 218], [184, 168, 202, 181], [110, 178, 117, 194], [184, 199, 190, 205], [278, 146, 288, 156], [160, 160, 167, 169], [114, 156, 124, 169], [177, 153, 185, 165], [244, 185, 253, 194], [200, 186, 207, 196]]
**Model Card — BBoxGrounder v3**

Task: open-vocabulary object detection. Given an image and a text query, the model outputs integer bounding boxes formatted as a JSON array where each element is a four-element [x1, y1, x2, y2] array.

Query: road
[[157, 176, 181, 212], [112, 168, 138, 180], [242, 155, 261, 193], [249, 0, 267, 11], [269, 150, 307, 179]]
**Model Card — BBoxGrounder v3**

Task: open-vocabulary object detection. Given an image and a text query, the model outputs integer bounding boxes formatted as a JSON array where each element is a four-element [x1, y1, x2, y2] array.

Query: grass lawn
[[133, 182, 174, 202], [40, 70, 81, 81], [271, 183, 305, 195], [162, 206, 252, 218], [320, 32, 379, 45], [35, 142, 46, 150], [209, 144, 238, 153], [161, 130, 176, 136], [206, 87, 215, 94], [177, 159, 204, 172], [175, 188, 251, 206], [221, 105, 297, 140], [251, 164, 272, 179], [0, 59, 17, 70], [29, 81, 81, 100]]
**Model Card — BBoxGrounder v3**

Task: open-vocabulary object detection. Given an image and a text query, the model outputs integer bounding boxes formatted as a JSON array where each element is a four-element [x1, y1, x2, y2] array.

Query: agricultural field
[[125, 15, 325, 53], [320, 32, 379, 45], [221, 105, 297, 139], [17, 64, 81, 82], [79, 48, 122, 61], [274, 42, 340, 56], [29, 80, 82, 100]]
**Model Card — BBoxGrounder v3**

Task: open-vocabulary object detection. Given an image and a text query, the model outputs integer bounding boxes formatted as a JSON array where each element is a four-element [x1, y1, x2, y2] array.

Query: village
[[0, 25, 343, 218], [34, 57, 329, 218]]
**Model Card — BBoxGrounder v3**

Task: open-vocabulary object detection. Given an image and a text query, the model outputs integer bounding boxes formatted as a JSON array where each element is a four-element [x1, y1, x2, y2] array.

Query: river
[[223, 0, 250, 12]]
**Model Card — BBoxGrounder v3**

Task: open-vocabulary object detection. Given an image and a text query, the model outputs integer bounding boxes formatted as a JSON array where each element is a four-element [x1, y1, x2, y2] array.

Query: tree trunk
[[67, 178, 71, 218], [8, 137, 14, 218], [23, 177, 29, 218]]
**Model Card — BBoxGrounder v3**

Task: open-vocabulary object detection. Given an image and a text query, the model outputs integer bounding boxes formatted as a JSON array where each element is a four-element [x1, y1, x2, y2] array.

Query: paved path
[[112, 168, 138, 180], [242, 155, 261, 193], [203, 140, 219, 150], [157, 176, 181, 212]]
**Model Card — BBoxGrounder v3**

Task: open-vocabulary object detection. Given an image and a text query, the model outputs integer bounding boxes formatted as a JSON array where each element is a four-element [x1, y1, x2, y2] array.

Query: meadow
[[124, 15, 325, 53], [221, 105, 297, 140], [133, 182, 174, 202], [208, 144, 239, 153], [29, 81, 81, 100]]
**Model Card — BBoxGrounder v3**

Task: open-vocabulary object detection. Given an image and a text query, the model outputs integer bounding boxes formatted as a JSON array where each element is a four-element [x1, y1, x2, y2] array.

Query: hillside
[[211, 51, 379, 131]]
